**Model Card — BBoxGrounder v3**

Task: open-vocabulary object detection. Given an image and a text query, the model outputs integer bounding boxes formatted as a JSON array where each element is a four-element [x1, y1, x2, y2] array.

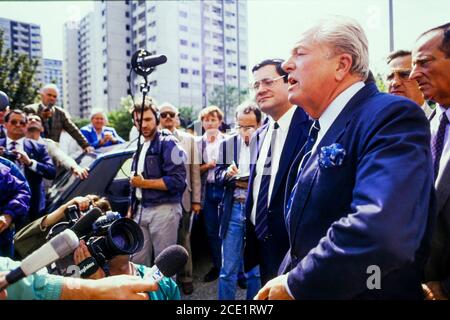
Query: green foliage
[[208, 85, 250, 122], [73, 118, 90, 129], [375, 72, 388, 93], [178, 106, 194, 127], [108, 107, 133, 141], [0, 30, 41, 109]]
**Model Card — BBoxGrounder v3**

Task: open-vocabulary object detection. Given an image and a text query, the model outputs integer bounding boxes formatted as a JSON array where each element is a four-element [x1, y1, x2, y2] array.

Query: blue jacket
[[0, 138, 56, 222], [0, 163, 31, 245], [243, 107, 311, 276], [130, 130, 186, 209], [80, 124, 125, 149], [215, 134, 241, 239], [281, 83, 436, 299]]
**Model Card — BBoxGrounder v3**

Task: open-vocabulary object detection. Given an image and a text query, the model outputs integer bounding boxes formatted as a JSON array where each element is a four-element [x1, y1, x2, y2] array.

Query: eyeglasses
[[160, 111, 177, 119], [10, 119, 27, 126], [250, 75, 286, 90], [236, 125, 257, 132]]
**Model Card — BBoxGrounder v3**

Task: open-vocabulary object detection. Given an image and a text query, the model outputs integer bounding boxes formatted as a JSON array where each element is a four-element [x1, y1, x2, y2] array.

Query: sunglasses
[[160, 111, 177, 119]]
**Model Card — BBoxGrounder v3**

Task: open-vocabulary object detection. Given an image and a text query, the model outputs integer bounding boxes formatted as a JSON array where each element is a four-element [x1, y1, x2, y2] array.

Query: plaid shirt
[[23, 103, 90, 149]]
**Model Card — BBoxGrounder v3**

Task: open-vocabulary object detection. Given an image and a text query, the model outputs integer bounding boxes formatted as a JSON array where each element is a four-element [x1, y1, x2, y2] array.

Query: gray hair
[[235, 101, 262, 124], [41, 83, 59, 95], [90, 107, 108, 122], [158, 102, 179, 113], [304, 16, 369, 80]]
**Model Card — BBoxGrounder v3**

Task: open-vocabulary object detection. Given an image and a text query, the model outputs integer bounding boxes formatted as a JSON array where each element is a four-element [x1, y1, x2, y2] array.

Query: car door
[[105, 156, 133, 215]]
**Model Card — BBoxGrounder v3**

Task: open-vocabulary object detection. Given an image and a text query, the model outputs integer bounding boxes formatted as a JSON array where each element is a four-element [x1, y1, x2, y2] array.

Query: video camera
[[1, 150, 19, 162], [46, 204, 144, 276]]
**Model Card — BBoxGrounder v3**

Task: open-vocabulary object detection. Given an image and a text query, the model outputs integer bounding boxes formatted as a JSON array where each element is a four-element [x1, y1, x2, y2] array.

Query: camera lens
[[107, 218, 144, 255]]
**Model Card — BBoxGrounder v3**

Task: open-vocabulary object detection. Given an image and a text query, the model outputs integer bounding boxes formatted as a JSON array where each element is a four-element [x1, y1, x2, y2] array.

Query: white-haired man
[[23, 84, 93, 153], [80, 108, 125, 149], [255, 16, 435, 300]]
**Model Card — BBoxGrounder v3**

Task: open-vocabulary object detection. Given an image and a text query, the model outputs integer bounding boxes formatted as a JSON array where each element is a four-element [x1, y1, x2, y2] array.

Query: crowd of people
[[0, 17, 450, 300]]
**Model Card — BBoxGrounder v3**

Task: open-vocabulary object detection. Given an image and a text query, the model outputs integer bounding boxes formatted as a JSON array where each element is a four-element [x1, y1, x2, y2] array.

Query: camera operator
[[72, 240, 180, 300], [14, 195, 109, 259], [0, 257, 159, 300]]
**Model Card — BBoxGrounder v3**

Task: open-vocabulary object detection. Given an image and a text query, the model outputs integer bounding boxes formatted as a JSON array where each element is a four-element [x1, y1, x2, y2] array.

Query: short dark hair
[[5, 109, 26, 123], [235, 102, 262, 124], [251, 58, 288, 83], [387, 50, 411, 64], [418, 22, 450, 58]]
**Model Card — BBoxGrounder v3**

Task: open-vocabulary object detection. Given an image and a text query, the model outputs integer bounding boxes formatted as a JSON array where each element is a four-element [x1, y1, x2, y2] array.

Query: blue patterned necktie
[[285, 120, 321, 229], [432, 112, 449, 181], [254, 122, 279, 241]]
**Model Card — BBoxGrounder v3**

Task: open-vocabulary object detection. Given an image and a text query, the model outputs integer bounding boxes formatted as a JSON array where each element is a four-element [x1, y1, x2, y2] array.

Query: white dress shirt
[[203, 132, 224, 183], [250, 105, 297, 225], [6, 137, 39, 172], [430, 105, 450, 187], [237, 139, 251, 178]]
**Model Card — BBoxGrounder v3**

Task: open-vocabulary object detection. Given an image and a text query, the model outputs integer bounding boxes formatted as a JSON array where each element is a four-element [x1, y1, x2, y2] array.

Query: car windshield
[[46, 141, 136, 207]]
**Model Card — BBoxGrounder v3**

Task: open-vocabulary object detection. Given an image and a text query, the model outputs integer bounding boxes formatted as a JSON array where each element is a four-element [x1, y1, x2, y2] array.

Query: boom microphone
[[146, 245, 188, 283], [0, 229, 79, 290], [131, 49, 167, 76], [71, 207, 103, 238]]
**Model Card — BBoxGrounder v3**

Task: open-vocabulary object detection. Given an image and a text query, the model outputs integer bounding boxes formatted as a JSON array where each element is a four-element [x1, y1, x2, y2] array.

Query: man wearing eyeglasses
[[386, 50, 434, 116], [244, 59, 311, 286], [23, 84, 93, 154], [158, 102, 201, 295], [0, 109, 56, 229]]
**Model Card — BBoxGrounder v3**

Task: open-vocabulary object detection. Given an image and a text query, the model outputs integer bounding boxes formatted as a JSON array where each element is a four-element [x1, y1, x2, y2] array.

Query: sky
[[0, 0, 449, 77]]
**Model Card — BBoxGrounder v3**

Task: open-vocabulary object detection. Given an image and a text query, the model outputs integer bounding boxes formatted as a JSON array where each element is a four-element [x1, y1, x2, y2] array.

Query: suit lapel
[[436, 159, 450, 213], [270, 107, 309, 204], [289, 83, 379, 242]]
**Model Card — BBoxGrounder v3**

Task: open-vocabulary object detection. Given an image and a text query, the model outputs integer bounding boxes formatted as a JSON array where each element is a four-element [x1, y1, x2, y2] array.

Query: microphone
[[131, 49, 167, 76], [146, 245, 188, 283], [71, 207, 103, 238], [0, 229, 79, 290]]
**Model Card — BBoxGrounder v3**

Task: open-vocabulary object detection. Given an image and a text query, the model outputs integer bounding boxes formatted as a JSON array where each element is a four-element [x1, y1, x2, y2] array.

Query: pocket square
[[318, 143, 346, 168]]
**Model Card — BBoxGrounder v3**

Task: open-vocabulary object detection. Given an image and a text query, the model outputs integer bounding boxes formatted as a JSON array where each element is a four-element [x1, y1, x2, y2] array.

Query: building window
[[125, 0, 130, 4], [180, 39, 188, 46], [226, 24, 235, 30], [138, 26, 146, 34], [125, 11, 130, 18], [212, 6, 222, 15], [179, 25, 188, 32], [126, 24, 130, 31], [138, 12, 145, 20], [126, 37, 130, 44], [149, 80, 157, 86], [104, 89, 108, 94], [102, 36, 106, 42], [180, 54, 188, 60], [148, 6, 155, 13], [192, 70, 200, 76], [102, 9, 105, 16], [180, 68, 188, 74], [181, 82, 189, 88], [138, 0, 145, 5], [103, 76, 107, 81], [192, 56, 199, 62], [148, 36, 156, 42], [127, 63, 131, 69], [179, 11, 187, 18], [126, 50, 131, 56], [191, 42, 199, 48], [148, 21, 156, 28], [240, 65, 246, 71]]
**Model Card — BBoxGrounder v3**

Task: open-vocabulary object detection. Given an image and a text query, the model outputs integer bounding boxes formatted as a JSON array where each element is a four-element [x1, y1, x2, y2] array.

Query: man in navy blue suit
[[244, 59, 311, 285], [255, 17, 435, 300], [0, 109, 56, 228]]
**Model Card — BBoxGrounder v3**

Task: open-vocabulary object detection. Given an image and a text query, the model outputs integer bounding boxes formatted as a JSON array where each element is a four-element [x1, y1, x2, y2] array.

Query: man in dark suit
[[256, 17, 435, 300], [244, 59, 311, 285], [215, 102, 262, 300], [410, 22, 450, 300], [0, 109, 56, 228]]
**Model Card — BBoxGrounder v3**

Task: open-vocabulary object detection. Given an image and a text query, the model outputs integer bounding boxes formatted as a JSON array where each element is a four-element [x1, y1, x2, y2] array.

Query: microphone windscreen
[[71, 207, 103, 237], [155, 245, 188, 277]]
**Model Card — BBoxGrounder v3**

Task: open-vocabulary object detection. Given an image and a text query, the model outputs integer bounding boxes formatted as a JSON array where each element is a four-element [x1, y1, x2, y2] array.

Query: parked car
[[46, 141, 137, 215]]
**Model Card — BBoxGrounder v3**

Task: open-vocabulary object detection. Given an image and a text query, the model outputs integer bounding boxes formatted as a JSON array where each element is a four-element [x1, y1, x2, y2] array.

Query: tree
[[107, 96, 134, 140], [375, 72, 388, 93], [178, 106, 194, 127], [0, 30, 41, 109], [208, 85, 250, 123]]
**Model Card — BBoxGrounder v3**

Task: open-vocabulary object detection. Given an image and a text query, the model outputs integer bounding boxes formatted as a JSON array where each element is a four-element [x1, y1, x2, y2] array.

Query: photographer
[[14, 195, 109, 259], [72, 240, 180, 300]]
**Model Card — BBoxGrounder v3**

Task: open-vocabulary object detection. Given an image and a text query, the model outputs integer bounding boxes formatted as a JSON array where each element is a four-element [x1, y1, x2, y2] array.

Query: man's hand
[[226, 163, 239, 178], [0, 272, 7, 300], [73, 240, 105, 280], [84, 146, 95, 153], [0, 214, 13, 234], [254, 274, 294, 300], [69, 196, 92, 211], [130, 174, 147, 188], [72, 166, 89, 180], [191, 203, 201, 214], [423, 282, 448, 300], [12, 150, 32, 166]]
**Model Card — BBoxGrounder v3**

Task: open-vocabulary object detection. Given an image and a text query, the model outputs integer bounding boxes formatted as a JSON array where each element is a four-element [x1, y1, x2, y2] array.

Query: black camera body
[[47, 206, 143, 275], [2, 150, 19, 162]]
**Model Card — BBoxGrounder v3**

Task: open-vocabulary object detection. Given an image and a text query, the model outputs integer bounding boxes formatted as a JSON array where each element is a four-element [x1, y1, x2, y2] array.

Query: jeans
[[218, 201, 261, 300], [203, 183, 224, 270]]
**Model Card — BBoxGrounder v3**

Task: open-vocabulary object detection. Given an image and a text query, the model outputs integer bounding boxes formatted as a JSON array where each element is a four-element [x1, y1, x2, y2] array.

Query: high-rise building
[[43, 59, 64, 106], [0, 17, 43, 84], [63, 0, 248, 120]]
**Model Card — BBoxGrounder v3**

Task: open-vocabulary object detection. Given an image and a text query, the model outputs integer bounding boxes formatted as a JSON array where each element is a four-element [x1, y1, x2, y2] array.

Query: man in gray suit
[[410, 22, 450, 300], [158, 102, 201, 295]]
